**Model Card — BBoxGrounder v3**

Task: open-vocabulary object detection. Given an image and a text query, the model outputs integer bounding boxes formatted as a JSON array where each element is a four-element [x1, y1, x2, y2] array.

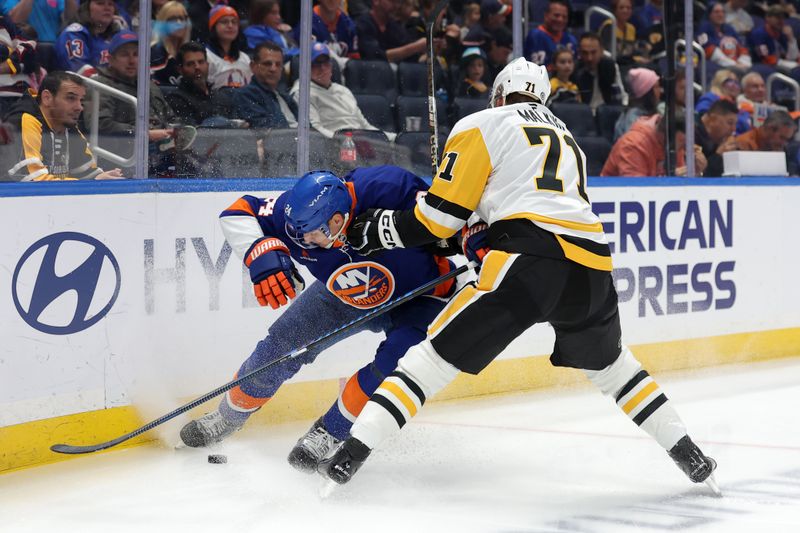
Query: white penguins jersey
[[414, 101, 612, 271]]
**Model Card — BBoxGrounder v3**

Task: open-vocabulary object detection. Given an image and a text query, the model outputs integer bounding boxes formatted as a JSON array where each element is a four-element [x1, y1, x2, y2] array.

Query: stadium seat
[[344, 60, 397, 101], [595, 104, 625, 143], [551, 102, 597, 136], [575, 135, 612, 176], [451, 97, 489, 123], [394, 131, 448, 177], [397, 62, 447, 97], [192, 128, 261, 178], [395, 95, 447, 133], [354, 94, 396, 132], [256, 129, 334, 177]]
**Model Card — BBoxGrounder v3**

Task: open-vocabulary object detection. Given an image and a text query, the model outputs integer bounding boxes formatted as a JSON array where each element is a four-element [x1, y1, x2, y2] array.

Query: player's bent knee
[[583, 345, 642, 397], [396, 340, 460, 398]]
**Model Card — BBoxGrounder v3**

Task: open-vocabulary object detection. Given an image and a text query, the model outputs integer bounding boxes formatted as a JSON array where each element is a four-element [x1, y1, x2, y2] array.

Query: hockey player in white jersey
[[321, 58, 720, 493]]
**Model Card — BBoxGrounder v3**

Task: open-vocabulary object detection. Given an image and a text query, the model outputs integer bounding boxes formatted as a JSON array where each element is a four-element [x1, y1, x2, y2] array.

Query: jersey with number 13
[[413, 101, 611, 271]]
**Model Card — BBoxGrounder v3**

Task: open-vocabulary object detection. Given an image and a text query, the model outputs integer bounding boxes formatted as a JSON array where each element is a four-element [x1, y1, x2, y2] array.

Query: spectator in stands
[[476, 0, 510, 34], [735, 71, 797, 132], [1, 0, 78, 42], [695, 98, 740, 176], [483, 26, 512, 85], [735, 109, 797, 151], [456, 46, 489, 98], [547, 48, 580, 104], [56, 0, 122, 76], [206, 4, 252, 89], [698, 2, 752, 73], [575, 32, 625, 110], [290, 42, 395, 141], [88, 32, 188, 176], [296, 0, 359, 59], [599, 0, 651, 67], [167, 41, 233, 126], [657, 68, 687, 118], [524, 0, 577, 69], [724, 0, 754, 35], [0, 15, 39, 101], [188, 0, 248, 44], [5, 70, 122, 180], [150, 1, 190, 86], [459, 1, 481, 41], [233, 40, 296, 129], [356, 0, 426, 62], [613, 68, 660, 142], [695, 69, 752, 133], [601, 114, 708, 176], [633, 0, 662, 36], [244, 0, 297, 56], [749, 5, 800, 76]]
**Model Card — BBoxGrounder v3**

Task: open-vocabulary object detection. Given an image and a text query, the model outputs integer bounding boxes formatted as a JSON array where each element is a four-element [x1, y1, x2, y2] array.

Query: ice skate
[[179, 409, 245, 448], [318, 437, 371, 485], [287, 418, 340, 473], [668, 436, 720, 495]]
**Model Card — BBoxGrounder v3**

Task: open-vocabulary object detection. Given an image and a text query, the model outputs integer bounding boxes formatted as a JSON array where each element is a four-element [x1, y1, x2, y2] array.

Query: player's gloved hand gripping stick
[[50, 260, 475, 455]]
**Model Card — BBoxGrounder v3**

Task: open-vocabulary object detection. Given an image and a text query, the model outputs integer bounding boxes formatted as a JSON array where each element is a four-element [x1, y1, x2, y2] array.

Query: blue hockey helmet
[[284, 170, 352, 249]]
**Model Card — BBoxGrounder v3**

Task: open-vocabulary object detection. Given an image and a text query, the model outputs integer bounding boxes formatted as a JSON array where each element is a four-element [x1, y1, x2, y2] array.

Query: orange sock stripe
[[340, 374, 370, 417], [228, 372, 270, 410]]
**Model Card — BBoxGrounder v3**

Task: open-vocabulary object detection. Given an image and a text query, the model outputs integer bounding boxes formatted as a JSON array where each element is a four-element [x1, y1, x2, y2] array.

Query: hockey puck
[[207, 454, 227, 464]]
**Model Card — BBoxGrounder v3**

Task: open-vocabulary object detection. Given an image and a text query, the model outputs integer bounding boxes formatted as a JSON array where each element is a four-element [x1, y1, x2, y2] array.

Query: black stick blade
[[51, 434, 129, 454]]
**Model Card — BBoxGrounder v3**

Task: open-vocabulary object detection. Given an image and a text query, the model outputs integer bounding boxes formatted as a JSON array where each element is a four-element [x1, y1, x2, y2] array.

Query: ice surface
[[2, 358, 799, 533]]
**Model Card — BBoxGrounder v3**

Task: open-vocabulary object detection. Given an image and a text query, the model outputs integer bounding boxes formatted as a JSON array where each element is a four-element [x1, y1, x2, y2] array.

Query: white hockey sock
[[351, 340, 459, 449], [584, 346, 687, 450]]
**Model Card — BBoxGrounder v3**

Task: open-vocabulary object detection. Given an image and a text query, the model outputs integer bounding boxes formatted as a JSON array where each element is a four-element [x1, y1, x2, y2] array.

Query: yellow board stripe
[[621, 381, 659, 414], [555, 235, 613, 271], [4, 328, 799, 475], [507, 212, 604, 233], [379, 381, 418, 417]]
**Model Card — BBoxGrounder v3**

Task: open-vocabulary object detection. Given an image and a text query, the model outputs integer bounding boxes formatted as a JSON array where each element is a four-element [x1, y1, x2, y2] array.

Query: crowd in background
[[0, 0, 799, 180]]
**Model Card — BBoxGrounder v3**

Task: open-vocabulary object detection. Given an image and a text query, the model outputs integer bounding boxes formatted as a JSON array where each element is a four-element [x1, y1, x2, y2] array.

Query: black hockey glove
[[346, 208, 404, 257]]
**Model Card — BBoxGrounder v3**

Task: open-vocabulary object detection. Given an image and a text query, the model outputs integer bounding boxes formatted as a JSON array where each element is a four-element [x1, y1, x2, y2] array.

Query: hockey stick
[[426, 0, 450, 177], [51, 261, 474, 455]]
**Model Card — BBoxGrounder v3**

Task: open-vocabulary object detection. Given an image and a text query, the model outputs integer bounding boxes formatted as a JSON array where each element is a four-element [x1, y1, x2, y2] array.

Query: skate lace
[[301, 427, 337, 456], [199, 411, 235, 438]]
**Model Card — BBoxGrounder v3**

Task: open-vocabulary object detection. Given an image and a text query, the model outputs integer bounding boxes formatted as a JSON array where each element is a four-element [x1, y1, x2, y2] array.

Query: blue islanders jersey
[[56, 23, 115, 75], [524, 25, 577, 70], [293, 6, 359, 58], [748, 26, 790, 66], [219, 165, 455, 310]]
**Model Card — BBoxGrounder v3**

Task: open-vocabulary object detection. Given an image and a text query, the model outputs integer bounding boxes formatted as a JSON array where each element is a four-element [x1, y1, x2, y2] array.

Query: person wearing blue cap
[[86, 30, 197, 177], [456, 46, 489, 98], [289, 42, 395, 141]]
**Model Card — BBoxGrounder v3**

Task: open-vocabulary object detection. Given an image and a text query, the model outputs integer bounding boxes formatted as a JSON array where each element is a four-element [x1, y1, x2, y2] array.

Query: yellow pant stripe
[[555, 235, 613, 271], [428, 285, 478, 336], [476, 251, 511, 291], [621, 381, 659, 414], [379, 381, 417, 417]]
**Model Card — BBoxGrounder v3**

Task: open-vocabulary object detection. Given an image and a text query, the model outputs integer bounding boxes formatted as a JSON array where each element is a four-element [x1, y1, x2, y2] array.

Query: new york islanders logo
[[327, 262, 395, 309]]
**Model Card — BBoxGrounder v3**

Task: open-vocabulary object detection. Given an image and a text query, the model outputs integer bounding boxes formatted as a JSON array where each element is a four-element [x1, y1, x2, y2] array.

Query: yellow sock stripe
[[379, 381, 418, 417], [621, 381, 659, 414]]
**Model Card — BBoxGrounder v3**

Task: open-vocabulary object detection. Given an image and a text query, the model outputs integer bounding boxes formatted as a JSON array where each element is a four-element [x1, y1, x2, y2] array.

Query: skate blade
[[704, 473, 722, 497], [318, 478, 338, 499]]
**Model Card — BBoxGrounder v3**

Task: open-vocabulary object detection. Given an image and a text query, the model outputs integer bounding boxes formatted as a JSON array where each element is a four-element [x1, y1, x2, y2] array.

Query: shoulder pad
[[64, 23, 87, 33]]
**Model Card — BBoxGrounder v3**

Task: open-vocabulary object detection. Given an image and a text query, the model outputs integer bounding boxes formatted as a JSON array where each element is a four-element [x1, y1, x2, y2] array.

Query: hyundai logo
[[12, 232, 121, 335]]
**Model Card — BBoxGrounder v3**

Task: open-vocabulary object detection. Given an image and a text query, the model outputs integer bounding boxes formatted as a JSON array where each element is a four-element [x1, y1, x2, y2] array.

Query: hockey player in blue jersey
[[179, 166, 457, 473]]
